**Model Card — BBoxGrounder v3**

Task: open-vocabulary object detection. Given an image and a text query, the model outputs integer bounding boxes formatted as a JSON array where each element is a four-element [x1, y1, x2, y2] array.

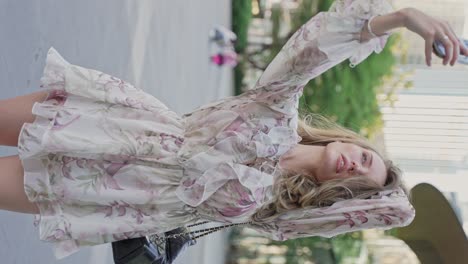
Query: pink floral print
[[17, 0, 414, 260]]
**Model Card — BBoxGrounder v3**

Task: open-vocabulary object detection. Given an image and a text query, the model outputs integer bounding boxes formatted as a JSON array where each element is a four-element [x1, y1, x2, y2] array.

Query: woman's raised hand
[[400, 7, 468, 67]]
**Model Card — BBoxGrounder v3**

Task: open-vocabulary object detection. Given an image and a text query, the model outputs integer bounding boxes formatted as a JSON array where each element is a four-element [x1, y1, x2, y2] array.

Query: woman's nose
[[348, 161, 365, 175], [349, 161, 359, 173]]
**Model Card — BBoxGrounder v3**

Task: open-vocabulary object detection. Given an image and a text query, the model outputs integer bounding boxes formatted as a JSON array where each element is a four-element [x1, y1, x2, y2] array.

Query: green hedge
[[231, 0, 252, 95], [231, 0, 252, 53]]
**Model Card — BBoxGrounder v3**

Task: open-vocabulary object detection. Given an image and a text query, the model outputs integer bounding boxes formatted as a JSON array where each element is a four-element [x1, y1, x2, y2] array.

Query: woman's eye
[[362, 153, 367, 164]]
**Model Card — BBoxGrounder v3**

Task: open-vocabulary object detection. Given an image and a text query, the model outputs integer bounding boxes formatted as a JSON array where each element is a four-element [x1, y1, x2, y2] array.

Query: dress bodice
[[175, 89, 302, 222], [175, 0, 415, 240]]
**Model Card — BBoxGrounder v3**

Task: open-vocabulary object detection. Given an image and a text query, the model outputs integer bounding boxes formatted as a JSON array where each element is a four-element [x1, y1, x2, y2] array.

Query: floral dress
[[18, 0, 415, 260]]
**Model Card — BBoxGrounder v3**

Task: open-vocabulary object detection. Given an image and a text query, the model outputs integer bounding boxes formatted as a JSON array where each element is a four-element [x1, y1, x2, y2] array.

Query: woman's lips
[[336, 154, 347, 174], [336, 155, 343, 173]]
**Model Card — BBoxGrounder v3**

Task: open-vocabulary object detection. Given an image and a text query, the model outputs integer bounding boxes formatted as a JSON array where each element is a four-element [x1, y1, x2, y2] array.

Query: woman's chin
[[315, 170, 334, 183]]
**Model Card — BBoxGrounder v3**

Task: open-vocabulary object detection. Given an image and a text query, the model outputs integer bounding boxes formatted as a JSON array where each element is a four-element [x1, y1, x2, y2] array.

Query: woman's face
[[315, 141, 387, 186]]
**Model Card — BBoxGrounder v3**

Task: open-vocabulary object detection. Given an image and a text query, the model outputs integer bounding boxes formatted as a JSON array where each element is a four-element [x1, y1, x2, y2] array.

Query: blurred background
[[229, 0, 468, 263], [0, 0, 467, 263]]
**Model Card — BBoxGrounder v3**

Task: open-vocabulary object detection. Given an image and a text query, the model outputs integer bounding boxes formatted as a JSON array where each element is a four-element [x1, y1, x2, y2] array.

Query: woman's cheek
[[324, 149, 337, 174]]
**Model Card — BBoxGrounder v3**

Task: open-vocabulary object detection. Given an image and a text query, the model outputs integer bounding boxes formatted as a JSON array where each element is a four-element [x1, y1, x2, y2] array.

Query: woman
[[1, 0, 467, 260]]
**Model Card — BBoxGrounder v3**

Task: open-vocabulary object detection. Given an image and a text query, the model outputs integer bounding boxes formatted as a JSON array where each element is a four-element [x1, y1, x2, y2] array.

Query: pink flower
[[106, 162, 127, 176], [46, 228, 66, 240], [220, 206, 249, 217], [182, 178, 196, 187], [61, 164, 73, 180], [223, 116, 245, 132], [97, 206, 113, 217], [291, 45, 327, 73], [61, 156, 74, 163], [76, 158, 87, 168], [132, 208, 151, 225], [46, 90, 68, 105], [102, 174, 124, 190], [103, 75, 136, 93], [353, 211, 369, 224], [50, 112, 81, 131], [117, 205, 127, 216], [337, 212, 356, 228], [376, 214, 393, 225]]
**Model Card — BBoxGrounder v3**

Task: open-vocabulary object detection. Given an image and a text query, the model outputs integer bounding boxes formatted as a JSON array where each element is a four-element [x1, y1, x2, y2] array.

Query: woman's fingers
[[404, 8, 467, 66], [448, 35, 459, 66], [440, 34, 453, 65], [442, 22, 460, 65], [446, 23, 468, 57], [425, 38, 433, 66], [461, 40, 468, 56], [453, 36, 466, 57], [463, 41, 468, 56]]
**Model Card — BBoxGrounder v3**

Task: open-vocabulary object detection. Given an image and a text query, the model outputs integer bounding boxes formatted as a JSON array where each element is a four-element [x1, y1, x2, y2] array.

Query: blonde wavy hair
[[251, 111, 412, 222]]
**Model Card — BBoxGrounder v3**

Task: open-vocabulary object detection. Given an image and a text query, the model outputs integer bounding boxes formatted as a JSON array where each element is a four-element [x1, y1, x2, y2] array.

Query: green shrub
[[232, 0, 252, 53]]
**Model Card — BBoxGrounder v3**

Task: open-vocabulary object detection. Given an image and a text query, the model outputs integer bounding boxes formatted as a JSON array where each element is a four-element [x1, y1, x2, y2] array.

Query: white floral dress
[[18, 0, 415, 260]]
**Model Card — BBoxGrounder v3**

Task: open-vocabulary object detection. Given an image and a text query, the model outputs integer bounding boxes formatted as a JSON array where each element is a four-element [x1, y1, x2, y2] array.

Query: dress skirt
[[17, 47, 198, 259]]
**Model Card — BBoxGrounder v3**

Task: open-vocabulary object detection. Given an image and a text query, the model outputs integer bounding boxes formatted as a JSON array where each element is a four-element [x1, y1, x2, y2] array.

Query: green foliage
[[300, 35, 397, 135], [231, 0, 253, 96], [330, 231, 364, 263], [228, 228, 364, 264], [234, 58, 246, 96], [268, 236, 334, 263], [232, 0, 253, 53], [270, 3, 281, 46], [280, 0, 397, 136], [269, 232, 363, 263], [232, 0, 398, 136]]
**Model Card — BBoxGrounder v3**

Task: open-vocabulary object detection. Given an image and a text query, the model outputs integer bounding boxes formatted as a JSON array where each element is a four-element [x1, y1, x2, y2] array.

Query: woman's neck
[[279, 144, 324, 176]]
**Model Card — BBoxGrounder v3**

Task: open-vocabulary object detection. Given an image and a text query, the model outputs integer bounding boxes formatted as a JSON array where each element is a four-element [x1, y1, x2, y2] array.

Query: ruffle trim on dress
[[18, 47, 189, 259], [175, 125, 300, 207], [176, 161, 278, 207], [40, 47, 183, 123], [317, 0, 394, 68], [40, 47, 70, 91], [18, 100, 192, 259], [17, 91, 81, 259]]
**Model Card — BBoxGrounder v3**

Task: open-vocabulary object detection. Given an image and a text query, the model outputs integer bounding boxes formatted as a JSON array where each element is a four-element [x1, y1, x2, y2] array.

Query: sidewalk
[[0, 0, 232, 263]]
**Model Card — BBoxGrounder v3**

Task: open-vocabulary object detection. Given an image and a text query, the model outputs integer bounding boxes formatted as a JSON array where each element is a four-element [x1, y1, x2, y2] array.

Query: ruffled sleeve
[[252, 187, 415, 240], [251, 0, 395, 105]]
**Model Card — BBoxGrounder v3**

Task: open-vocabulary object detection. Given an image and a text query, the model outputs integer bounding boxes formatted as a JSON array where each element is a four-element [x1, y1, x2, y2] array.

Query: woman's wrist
[[360, 9, 407, 42], [396, 8, 412, 28]]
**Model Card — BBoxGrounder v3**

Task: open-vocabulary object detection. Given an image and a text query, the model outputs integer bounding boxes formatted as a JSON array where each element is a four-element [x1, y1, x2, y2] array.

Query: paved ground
[[0, 1, 232, 263]]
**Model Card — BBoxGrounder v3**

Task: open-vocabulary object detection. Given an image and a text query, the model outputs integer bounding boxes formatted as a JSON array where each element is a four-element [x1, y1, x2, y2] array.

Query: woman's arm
[[360, 10, 406, 42], [254, 1, 468, 91], [252, 0, 397, 94], [251, 187, 415, 241], [248, 0, 468, 114]]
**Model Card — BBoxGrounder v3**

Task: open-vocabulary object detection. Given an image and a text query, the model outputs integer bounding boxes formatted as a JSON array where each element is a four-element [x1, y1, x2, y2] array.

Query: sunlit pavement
[[0, 1, 232, 263]]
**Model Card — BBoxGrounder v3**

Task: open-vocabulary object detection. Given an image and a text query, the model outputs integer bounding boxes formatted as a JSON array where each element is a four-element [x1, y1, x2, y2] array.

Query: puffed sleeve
[[250, 0, 395, 107], [251, 187, 415, 240]]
